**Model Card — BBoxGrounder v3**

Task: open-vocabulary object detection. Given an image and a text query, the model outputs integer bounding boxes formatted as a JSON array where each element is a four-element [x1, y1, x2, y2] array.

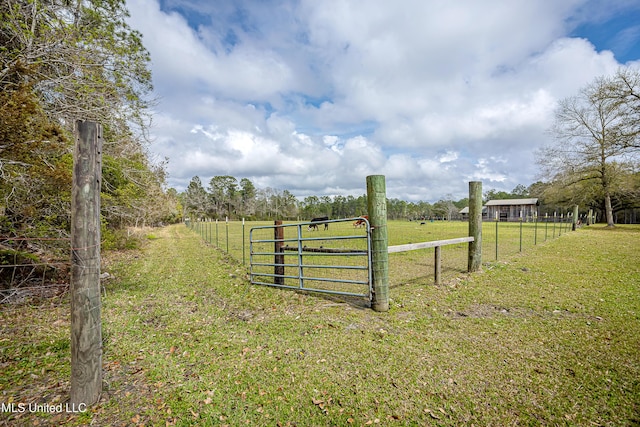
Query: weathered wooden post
[[70, 120, 103, 406], [572, 205, 579, 231], [495, 212, 499, 261], [274, 220, 284, 285], [434, 246, 442, 285], [468, 181, 482, 272], [367, 175, 389, 312]]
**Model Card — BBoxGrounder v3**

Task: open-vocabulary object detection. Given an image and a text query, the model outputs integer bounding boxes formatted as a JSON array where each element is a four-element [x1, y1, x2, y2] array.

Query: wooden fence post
[[367, 175, 389, 312], [274, 220, 284, 285], [70, 120, 103, 406], [468, 181, 482, 272], [434, 246, 442, 285]]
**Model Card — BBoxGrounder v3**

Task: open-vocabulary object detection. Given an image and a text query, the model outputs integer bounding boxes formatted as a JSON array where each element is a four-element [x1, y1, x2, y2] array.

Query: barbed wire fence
[[0, 237, 71, 305]]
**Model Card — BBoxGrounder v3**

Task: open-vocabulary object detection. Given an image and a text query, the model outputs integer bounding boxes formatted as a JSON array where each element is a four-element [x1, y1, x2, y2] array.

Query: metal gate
[[249, 217, 372, 300]]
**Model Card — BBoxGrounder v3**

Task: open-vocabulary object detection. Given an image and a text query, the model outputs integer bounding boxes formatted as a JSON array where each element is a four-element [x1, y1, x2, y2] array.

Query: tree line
[[180, 175, 544, 221], [181, 167, 640, 225]]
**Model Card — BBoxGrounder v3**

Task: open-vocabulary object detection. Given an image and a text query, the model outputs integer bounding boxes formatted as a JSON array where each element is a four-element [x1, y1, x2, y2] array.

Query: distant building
[[485, 198, 539, 222], [458, 206, 487, 220]]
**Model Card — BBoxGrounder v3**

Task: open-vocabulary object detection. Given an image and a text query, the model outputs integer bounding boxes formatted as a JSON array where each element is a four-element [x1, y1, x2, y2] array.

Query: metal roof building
[[485, 198, 539, 222]]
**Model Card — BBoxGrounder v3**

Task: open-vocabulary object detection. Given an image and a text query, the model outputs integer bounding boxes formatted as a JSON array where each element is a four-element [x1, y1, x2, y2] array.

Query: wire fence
[[0, 237, 70, 304], [187, 216, 580, 286]]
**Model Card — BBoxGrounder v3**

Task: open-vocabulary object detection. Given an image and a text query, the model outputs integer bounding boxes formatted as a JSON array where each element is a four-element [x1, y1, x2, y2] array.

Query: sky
[[125, 0, 640, 202]]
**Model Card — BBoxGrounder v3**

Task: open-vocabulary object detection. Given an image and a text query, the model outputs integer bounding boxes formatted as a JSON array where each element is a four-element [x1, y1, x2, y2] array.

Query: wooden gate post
[[468, 181, 482, 272], [572, 205, 579, 231], [70, 120, 103, 406], [274, 220, 284, 285], [367, 175, 389, 312]]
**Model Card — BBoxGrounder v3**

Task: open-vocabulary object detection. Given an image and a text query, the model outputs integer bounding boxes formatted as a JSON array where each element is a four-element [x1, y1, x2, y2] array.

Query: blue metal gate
[[249, 218, 372, 300]]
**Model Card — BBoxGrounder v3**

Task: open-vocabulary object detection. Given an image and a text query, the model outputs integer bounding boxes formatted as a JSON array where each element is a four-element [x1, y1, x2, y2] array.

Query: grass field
[[0, 222, 638, 426], [191, 218, 577, 291]]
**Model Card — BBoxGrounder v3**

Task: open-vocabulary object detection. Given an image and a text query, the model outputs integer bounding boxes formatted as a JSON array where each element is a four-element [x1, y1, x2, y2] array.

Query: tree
[[432, 198, 458, 220], [538, 74, 639, 227], [0, 0, 169, 243], [184, 176, 208, 218], [511, 184, 529, 197], [209, 176, 238, 218], [239, 178, 256, 218], [1, 0, 153, 132], [483, 189, 512, 202], [604, 68, 640, 150]]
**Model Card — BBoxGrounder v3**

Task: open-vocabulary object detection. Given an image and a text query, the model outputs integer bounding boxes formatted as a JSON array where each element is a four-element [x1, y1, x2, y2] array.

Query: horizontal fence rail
[[187, 214, 582, 290], [249, 218, 372, 299], [388, 236, 474, 285], [388, 236, 474, 253]]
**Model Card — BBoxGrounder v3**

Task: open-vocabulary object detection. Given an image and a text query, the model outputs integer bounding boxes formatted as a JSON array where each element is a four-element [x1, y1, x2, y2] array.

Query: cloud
[[127, 0, 637, 202]]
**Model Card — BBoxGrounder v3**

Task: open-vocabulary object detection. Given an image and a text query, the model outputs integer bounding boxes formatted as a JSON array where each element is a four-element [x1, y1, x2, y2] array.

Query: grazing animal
[[308, 216, 329, 231], [353, 215, 369, 228]]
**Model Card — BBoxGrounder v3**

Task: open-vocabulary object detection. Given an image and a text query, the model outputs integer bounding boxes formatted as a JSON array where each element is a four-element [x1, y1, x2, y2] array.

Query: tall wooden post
[[367, 175, 389, 312], [468, 181, 482, 272], [274, 220, 284, 285], [572, 205, 579, 231], [434, 246, 442, 285], [70, 120, 103, 406]]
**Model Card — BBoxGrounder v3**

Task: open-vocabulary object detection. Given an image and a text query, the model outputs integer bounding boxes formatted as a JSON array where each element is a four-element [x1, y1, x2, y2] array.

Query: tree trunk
[[604, 192, 615, 227]]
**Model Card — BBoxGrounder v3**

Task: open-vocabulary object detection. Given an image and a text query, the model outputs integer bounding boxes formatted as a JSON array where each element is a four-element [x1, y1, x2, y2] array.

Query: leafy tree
[[511, 184, 529, 197], [209, 176, 238, 218], [432, 198, 459, 220], [239, 178, 256, 218], [538, 73, 639, 226], [184, 176, 208, 218], [279, 190, 299, 219], [300, 196, 320, 219], [1, 0, 153, 132], [0, 0, 173, 248], [0, 82, 72, 236], [483, 189, 513, 202]]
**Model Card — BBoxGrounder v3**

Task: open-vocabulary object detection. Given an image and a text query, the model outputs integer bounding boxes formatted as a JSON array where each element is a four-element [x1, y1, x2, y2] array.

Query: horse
[[308, 216, 329, 231]]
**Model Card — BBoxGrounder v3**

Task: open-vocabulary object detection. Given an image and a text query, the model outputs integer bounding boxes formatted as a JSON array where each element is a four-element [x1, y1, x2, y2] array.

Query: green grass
[[191, 219, 576, 288], [1, 223, 638, 425]]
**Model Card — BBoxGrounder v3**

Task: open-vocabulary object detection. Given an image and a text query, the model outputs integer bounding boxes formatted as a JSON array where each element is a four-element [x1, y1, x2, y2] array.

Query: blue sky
[[126, 0, 640, 202]]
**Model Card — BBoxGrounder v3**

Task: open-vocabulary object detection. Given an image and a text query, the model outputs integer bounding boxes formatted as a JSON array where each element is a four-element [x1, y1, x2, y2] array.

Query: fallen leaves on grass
[[312, 396, 332, 415]]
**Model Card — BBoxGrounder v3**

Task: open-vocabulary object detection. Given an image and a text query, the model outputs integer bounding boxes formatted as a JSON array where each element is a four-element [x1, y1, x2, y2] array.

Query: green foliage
[[1, 1, 181, 246], [0, 83, 73, 236], [100, 227, 141, 251]]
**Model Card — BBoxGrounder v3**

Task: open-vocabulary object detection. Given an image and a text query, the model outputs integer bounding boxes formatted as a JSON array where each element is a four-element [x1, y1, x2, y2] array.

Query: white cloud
[[127, 0, 639, 202]]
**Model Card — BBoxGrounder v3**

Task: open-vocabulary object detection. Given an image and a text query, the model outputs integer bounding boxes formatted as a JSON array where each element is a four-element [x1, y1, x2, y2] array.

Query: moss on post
[[367, 175, 389, 312], [468, 181, 482, 272]]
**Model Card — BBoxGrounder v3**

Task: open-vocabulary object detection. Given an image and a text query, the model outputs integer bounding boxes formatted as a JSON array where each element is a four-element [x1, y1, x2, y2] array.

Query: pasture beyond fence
[[187, 211, 579, 290], [187, 176, 584, 312], [249, 217, 372, 299]]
